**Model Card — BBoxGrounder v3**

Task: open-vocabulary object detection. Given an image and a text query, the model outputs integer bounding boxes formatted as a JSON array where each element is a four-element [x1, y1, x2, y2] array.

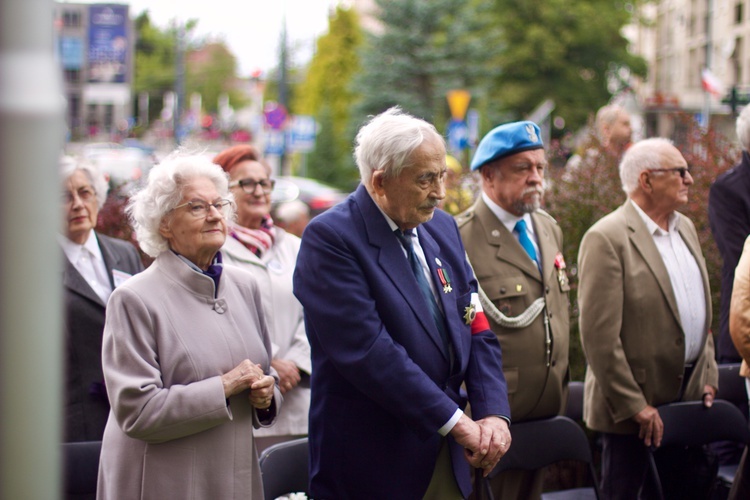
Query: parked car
[[271, 176, 348, 217], [82, 142, 155, 186]]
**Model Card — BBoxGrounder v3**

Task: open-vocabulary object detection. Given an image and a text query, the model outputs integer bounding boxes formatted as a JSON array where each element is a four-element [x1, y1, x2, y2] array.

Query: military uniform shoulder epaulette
[[455, 209, 476, 228], [534, 208, 559, 225]]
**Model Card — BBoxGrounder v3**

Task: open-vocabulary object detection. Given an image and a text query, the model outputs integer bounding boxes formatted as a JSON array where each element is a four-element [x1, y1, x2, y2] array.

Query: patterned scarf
[[230, 215, 275, 258]]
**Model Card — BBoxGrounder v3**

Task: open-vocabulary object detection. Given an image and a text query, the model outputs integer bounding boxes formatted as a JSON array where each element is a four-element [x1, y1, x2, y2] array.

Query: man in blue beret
[[456, 121, 571, 499]]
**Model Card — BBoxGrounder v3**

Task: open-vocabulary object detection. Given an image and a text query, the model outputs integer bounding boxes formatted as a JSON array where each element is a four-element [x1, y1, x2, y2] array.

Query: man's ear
[[639, 171, 652, 192], [371, 170, 386, 196]]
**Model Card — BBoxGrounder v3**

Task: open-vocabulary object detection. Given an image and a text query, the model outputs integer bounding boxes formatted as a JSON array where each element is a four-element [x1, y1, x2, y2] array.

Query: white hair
[[127, 152, 233, 257], [737, 105, 750, 151], [595, 105, 627, 139], [60, 155, 109, 207], [354, 106, 445, 184], [619, 137, 675, 195], [274, 199, 309, 223]]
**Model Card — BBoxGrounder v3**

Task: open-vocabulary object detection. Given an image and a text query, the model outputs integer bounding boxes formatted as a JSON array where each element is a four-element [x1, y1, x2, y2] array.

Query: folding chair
[[477, 415, 600, 500], [62, 440, 102, 498], [565, 381, 585, 422], [716, 364, 750, 489], [258, 437, 309, 500], [648, 400, 750, 500]]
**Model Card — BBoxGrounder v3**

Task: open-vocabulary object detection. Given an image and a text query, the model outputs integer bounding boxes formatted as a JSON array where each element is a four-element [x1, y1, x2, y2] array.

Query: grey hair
[[737, 105, 750, 150], [619, 137, 675, 195], [60, 155, 109, 207], [274, 199, 309, 223], [354, 106, 445, 184], [595, 105, 627, 140], [127, 152, 233, 257]]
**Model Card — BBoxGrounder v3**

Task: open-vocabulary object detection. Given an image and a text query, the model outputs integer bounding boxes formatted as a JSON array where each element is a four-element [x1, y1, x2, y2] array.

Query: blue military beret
[[470, 121, 544, 171]]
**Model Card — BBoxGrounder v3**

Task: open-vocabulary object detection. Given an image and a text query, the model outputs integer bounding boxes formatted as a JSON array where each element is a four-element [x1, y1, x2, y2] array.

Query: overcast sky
[[65, 0, 339, 77]]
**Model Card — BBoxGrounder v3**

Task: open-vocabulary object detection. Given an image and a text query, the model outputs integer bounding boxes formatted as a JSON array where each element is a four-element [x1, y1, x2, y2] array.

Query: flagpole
[[703, 0, 714, 129]]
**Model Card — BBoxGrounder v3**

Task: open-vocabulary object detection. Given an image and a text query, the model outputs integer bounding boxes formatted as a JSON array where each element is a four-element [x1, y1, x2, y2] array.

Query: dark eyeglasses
[[229, 178, 275, 194], [648, 167, 690, 179]]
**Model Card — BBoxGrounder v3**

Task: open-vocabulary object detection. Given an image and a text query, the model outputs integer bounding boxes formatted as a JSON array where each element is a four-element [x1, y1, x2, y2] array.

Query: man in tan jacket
[[578, 138, 718, 499], [458, 121, 570, 499]]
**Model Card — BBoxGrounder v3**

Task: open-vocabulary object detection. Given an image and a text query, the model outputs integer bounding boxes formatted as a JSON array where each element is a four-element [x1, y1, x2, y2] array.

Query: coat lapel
[[355, 186, 450, 361], [531, 212, 556, 286], [623, 201, 683, 328], [474, 199, 541, 281], [62, 255, 106, 307]]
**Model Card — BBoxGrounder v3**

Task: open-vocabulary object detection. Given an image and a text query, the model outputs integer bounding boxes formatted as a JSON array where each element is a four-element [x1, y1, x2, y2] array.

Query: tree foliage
[[293, 6, 364, 189], [133, 12, 244, 120], [485, 0, 647, 132], [351, 0, 496, 127]]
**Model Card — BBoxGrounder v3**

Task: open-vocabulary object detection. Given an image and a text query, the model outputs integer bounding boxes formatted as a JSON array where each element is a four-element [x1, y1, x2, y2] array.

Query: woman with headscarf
[[214, 145, 311, 452], [97, 153, 280, 499]]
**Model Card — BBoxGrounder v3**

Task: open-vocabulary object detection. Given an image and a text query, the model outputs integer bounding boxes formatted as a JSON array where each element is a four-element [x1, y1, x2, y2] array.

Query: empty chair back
[[258, 437, 309, 500]]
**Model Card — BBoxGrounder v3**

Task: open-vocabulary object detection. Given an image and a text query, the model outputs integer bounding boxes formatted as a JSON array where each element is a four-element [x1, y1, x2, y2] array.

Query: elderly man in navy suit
[[294, 107, 511, 499]]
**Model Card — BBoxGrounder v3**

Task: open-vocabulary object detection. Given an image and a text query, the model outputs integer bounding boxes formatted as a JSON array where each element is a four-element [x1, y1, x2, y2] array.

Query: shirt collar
[[481, 191, 535, 235], [631, 199, 681, 235], [58, 231, 103, 264]]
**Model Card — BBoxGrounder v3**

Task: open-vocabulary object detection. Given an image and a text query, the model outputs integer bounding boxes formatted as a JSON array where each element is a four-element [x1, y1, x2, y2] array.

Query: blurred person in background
[[440, 154, 474, 215], [97, 154, 280, 499], [59, 156, 143, 442], [274, 199, 310, 238], [214, 145, 311, 452], [709, 104, 750, 364], [566, 104, 633, 171]]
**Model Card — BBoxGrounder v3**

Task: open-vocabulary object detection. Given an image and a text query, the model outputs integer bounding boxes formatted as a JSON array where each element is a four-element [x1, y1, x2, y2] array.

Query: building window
[[736, 2, 744, 24], [64, 69, 81, 83], [62, 11, 80, 28]]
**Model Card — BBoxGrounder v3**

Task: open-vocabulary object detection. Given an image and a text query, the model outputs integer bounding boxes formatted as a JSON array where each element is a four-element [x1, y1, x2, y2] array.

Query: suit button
[[549, 313, 553, 318], [545, 286, 550, 294], [551, 360, 557, 367], [500, 287, 506, 294]]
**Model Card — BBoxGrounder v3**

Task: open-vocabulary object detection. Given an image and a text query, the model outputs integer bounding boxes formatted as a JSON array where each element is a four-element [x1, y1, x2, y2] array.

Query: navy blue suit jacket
[[709, 151, 750, 362], [293, 185, 510, 499]]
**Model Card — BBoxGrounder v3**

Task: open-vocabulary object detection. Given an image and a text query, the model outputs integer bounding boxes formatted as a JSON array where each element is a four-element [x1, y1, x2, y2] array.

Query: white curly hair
[[127, 152, 233, 257]]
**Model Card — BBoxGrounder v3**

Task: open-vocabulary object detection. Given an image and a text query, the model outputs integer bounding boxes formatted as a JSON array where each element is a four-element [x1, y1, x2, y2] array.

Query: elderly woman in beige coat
[[214, 145, 311, 452], [97, 153, 281, 499]]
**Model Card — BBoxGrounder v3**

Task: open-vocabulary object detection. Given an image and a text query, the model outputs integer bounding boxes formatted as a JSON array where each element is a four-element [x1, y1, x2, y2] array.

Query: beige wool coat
[[97, 250, 281, 500], [578, 200, 717, 435], [457, 200, 570, 422], [222, 228, 311, 438]]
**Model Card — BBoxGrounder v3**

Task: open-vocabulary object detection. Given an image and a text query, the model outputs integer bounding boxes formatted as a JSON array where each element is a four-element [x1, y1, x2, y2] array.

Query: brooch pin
[[554, 252, 568, 287], [437, 267, 453, 293], [464, 304, 476, 325]]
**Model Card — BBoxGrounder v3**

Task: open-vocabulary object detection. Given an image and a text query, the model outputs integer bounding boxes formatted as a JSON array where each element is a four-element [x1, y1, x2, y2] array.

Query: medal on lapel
[[554, 252, 568, 288], [436, 266, 452, 294], [464, 304, 476, 325]]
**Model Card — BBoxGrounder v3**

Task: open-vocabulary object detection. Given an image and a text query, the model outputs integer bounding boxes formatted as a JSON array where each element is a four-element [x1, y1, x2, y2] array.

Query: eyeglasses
[[173, 198, 233, 218], [648, 167, 690, 179], [229, 178, 275, 194], [62, 187, 96, 204]]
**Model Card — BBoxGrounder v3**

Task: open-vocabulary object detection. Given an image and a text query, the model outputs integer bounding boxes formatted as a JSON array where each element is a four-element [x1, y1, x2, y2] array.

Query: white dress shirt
[[632, 202, 707, 363], [59, 231, 113, 304]]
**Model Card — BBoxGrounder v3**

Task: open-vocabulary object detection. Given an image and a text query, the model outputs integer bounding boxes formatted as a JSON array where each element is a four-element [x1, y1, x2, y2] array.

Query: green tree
[[293, 6, 363, 189], [185, 41, 247, 114], [352, 0, 496, 127], [485, 0, 647, 132], [133, 12, 178, 123]]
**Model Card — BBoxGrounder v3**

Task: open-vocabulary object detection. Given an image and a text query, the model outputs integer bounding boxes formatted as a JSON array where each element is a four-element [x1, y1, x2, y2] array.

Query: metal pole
[[703, 0, 714, 129], [0, 0, 65, 498]]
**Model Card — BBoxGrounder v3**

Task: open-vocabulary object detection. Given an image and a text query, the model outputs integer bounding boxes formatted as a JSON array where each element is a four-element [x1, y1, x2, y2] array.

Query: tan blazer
[[457, 199, 570, 421], [578, 200, 717, 435], [730, 236, 750, 377]]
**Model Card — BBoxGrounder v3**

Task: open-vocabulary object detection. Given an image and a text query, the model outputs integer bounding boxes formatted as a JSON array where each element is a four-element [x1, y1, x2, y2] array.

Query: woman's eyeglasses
[[229, 178, 275, 194], [173, 198, 233, 218]]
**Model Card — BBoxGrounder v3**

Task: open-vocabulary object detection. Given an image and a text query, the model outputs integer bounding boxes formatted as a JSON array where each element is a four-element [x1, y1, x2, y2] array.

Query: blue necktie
[[395, 229, 450, 353], [514, 219, 539, 265]]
